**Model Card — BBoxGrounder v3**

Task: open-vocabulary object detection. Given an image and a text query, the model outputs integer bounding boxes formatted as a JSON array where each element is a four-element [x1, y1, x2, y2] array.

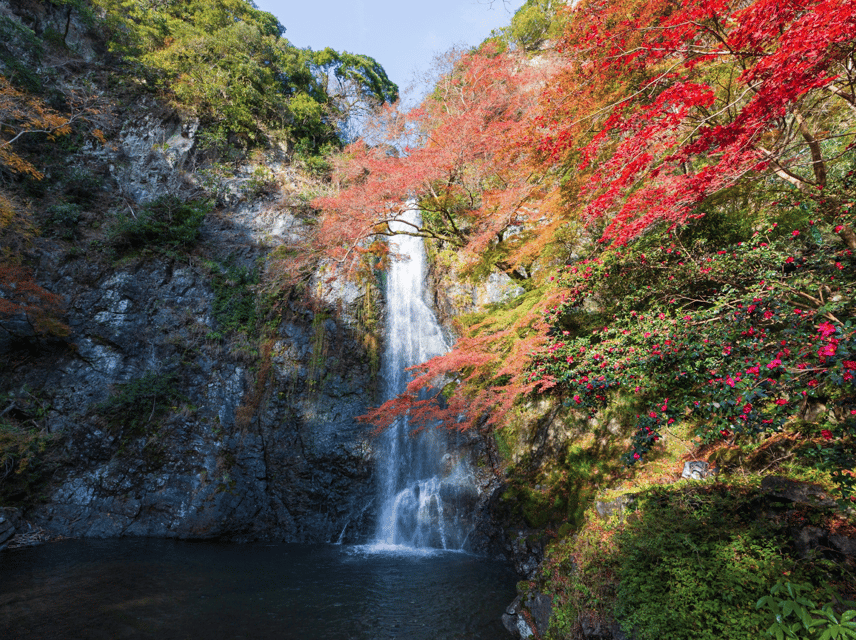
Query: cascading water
[[373, 210, 478, 551]]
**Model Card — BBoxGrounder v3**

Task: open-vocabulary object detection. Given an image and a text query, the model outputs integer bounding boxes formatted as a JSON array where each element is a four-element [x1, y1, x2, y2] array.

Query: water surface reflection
[[1, 539, 517, 639]]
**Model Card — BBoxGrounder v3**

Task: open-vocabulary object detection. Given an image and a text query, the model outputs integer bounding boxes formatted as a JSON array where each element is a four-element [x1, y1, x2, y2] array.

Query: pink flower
[[818, 322, 837, 339], [792, 230, 800, 237], [835, 225, 844, 233], [633, 452, 641, 460], [818, 344, 837, 359], [767, 359, 782, 369], [821, 429, 833, 441]]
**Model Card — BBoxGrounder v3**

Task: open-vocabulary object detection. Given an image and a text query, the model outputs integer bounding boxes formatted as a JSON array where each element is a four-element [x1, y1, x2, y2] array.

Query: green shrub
[[209, 262, 258, 338], [43, 202, 82, 240], [110, 195, 210, 252], [96, 370, 185, 434], [542, 482, 853, 640], [0, 390, 56, 507], [614, 486, 794, 640], [757, 581, 856, 640], [0, 16, 43, 93], [0, 419, 53, 504], [62, 168, 104, 206]]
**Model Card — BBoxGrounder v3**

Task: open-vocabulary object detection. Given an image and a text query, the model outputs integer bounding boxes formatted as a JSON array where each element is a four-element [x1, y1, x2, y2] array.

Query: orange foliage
[[0, 264, 68, 339], [300, 0, 856, 437], [360, 287, 566, 434], [270, 47, 564, 289], [0, 75, 73, 178]]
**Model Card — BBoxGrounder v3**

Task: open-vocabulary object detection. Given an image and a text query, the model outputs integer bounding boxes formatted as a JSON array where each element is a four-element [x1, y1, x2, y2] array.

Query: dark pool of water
[[0, 539, 517, 639]]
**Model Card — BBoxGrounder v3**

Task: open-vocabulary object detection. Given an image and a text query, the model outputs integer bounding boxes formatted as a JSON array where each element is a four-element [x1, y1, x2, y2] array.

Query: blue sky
[[253, 0, 526, 99]]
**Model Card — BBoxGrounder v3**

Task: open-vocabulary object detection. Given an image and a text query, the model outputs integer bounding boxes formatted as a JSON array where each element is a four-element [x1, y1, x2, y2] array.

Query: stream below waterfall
[[0, 539, 517, 639]]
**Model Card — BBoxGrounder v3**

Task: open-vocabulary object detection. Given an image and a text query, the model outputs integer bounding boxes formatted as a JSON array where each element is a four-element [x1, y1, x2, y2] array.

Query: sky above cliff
[[253, 0, 525, 100]]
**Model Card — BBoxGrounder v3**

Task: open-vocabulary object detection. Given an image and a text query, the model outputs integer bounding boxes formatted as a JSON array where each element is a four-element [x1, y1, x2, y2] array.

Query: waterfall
[[372, 209, 477, 551]]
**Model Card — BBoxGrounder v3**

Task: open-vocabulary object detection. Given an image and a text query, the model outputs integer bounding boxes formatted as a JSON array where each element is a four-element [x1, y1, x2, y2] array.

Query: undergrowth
[[109, 195, 210, 253], [542, 481, 856, 640]]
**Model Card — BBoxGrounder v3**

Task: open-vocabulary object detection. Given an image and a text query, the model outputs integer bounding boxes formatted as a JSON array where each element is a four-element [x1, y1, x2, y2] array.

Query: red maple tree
[[536, 0, 856, 247]]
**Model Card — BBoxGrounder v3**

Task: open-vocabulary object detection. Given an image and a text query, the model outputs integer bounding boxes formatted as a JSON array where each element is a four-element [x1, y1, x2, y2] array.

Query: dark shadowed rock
[[761, 476, 838, 507], [0, 508, 21, 549]]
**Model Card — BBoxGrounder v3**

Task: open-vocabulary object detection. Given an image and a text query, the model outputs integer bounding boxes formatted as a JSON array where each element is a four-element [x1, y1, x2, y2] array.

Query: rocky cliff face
[[4, 166, 381, 543], [0, 0, 380, 540], [14, 257, 377, 543]]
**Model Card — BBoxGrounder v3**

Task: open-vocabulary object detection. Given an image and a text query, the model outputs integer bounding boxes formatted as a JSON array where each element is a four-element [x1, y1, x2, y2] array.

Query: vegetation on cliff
[[0, 0, 853, 634]]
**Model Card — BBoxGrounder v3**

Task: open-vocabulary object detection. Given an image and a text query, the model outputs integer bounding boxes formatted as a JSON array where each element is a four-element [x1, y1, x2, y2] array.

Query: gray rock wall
[[0, 0, 381, 537], [7, 231, 379, 542]]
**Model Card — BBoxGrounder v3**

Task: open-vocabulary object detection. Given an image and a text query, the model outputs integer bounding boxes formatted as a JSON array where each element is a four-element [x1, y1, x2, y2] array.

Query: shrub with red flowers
[[531, 214, 855, 502]]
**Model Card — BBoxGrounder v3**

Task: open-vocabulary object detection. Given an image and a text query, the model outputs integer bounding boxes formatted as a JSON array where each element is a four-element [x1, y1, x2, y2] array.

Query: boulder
[[681, 460, 712, 480], [596, 494, 637, 520]]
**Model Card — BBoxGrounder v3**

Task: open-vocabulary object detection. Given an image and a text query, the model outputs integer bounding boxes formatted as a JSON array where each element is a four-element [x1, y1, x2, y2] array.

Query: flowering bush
[[531, 216, 855, 501]]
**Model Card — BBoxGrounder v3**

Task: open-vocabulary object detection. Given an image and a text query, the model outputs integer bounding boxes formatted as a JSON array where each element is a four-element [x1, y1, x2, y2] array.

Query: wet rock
[[502, 592, 553, 639], [506, 529, 545, 578], [525, 593, 553, 636], [502, 596, 535, 639]]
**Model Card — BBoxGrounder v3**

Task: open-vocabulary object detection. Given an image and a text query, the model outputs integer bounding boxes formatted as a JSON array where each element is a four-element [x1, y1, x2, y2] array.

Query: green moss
[[307, 311, 330, 392]]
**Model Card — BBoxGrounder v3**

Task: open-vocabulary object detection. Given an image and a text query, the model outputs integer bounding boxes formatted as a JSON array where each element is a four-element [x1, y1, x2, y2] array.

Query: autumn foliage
[[0, 75, 81, 342], [0, 76, 74, 179], [537, 0, 856, 248], [274, 46, 558, 284], [294, 0, 856, 494]]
